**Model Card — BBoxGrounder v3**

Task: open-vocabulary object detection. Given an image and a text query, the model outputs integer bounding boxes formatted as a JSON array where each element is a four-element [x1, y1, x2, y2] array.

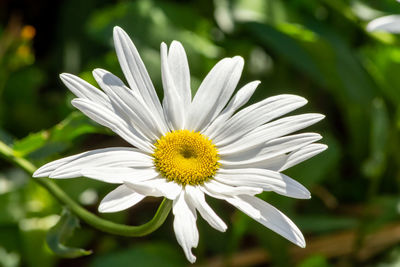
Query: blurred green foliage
[[1, 0, 400, 266]]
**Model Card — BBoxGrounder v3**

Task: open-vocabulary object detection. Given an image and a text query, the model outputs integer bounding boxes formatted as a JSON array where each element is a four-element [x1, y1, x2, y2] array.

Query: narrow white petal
[[239, 195, 306, 247], [185, 186, 227, 232], [366, 15, 400, 33], [173, 192, 198, 263], [204, 81, 260, 137], [259, 154, 287, 170], [215, 168, 310, 199], [93, 68, 166, 140], [213, 95, 308, 146], [204, 179, 262, 196], [82, 167, 159, 184], [227, 143, 327, 172], [33, 147, 152, 179], [60, 73, 112, 109], [33, 153, 82, 177], [220, 133, 321, 162], [161, 42, 185, 130], [279, 143, 328, 171], [113, 26, 165, 125], [124, 178, 182, 200], [71, 98, 152, 152], [219, 113, 325, 155], [168, 41, 191, 110], [98, 185, 145, 213], [187, 56, 244, 132], [200, 187, 261, 219]]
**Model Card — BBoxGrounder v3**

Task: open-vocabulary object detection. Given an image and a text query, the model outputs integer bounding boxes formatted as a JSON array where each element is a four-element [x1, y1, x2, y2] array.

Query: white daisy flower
[[33, 26, 326, 263]]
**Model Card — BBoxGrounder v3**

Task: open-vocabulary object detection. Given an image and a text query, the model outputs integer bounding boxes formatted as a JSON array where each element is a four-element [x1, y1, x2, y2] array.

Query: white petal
[[239, 195, 306, 247], [60, 73, 112, 109], [161, 42, 185, 130], [33, 147, 152, 179], [98, 185, 145, 213], [93, 68, 166, 140], [366, 15, 400, 33], [33, 153, 82, 177], [187, 56, 244, 132], [213, 95, 308, 146], [173, 192, 198, 263], [167, 41, 191, 110], [230, 143, 327, 171], [185, 186, 227, 232], [200, 187, 261, 219], [204, 81, 259, 137], [71, 98, 152, 152], [215, 168, 310, 199], [220, 133, 321, 162], [219, 113, 325, 155], [82, 167, 159, 184], [278, 143, 328, 171], [204, 179, 262, 196], [124, 178, 182, 200], [113, 26, 166, 126]]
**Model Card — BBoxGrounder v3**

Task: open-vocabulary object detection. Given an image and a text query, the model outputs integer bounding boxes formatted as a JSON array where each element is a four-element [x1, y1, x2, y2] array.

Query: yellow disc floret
[[153, 130, 220, 185]]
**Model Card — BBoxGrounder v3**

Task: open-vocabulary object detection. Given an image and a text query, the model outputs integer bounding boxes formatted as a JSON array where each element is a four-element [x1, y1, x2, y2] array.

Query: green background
[[1, 0, 400, 266]]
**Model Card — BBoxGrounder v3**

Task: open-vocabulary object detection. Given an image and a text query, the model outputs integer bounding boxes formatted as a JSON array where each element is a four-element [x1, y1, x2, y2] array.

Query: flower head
[[34, 26, 326, 263]]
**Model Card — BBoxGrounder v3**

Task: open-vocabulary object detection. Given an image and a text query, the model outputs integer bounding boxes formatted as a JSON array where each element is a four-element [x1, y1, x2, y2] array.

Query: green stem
[[0, 140, 172, 237]]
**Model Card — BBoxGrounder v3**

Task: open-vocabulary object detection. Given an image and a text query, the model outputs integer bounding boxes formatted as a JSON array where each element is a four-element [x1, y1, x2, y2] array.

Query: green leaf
[[13, 112, 107, 159], [362, 98, 390, 179], [362, 45, 400, 106], [46, 208, 92, 258], [12, 132, 47, 158]]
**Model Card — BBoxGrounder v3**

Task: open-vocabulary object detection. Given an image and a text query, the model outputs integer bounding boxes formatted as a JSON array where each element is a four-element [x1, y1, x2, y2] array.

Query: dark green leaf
[[13, 112, 107, 159], [46, 208, 92, 258], [13, 132, 47, 158], [362, 98, 389, 179]]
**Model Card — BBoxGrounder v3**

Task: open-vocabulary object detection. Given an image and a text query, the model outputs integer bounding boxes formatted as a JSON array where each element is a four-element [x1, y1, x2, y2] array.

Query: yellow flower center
[[153, 130, 220, 185]]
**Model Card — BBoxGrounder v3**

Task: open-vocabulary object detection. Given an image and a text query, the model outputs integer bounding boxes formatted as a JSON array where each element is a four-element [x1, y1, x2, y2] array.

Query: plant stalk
[[0, 140, 171, 237]]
